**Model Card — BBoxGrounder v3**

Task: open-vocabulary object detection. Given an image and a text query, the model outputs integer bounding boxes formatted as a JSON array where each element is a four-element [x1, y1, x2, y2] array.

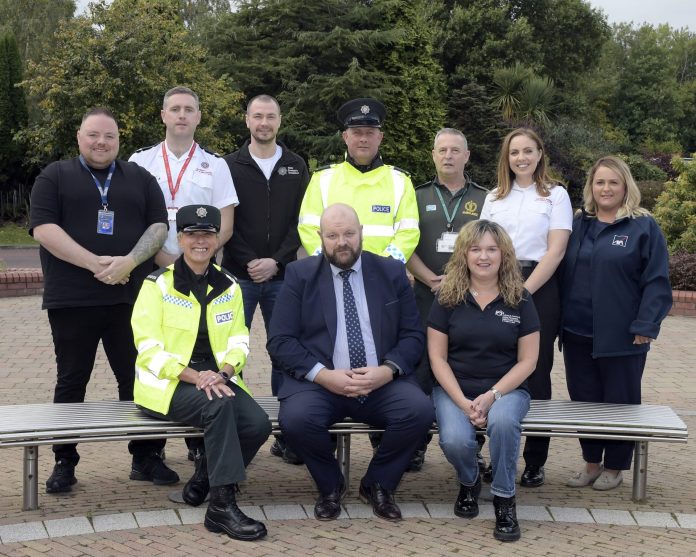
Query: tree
[[203, 0, 446, 182], [20, 0, 243, 167], [654, 157, 696, 253], [0, 0, 76, 66], [0, 31, 28, 189]]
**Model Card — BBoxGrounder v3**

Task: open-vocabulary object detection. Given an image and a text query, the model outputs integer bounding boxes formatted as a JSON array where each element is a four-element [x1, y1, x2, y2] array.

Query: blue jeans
[[433, 386, 530, 498], [238, 279, 283, 331], [238, 279, 283, 395]]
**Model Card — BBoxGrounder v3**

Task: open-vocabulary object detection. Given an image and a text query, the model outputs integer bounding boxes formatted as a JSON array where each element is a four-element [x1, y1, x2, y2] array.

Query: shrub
[[617, 154, 667, 182], [669, 251, 696, 291], [654, 157, 696, 253], [637, 180, 665, 212]]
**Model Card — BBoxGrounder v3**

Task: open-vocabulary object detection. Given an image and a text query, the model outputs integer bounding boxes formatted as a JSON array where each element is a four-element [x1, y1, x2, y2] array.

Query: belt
[[517, 260, 538, 269]]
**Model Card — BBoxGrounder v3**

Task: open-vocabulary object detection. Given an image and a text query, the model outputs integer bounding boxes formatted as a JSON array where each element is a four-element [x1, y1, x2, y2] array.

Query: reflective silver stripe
[[137, 339, 162, 353], [136, 367, 170, 391], [319, 168, 335, 208], [362, 224, 398, 237], [299, 214, 321, 226], [391, 168, 405, 216], [394, 217, 419, 231], [149, 351, 177, 374]]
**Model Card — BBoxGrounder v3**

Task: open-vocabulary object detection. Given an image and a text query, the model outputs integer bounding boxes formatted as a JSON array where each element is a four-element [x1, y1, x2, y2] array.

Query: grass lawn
[[0, 222, 37, 246]]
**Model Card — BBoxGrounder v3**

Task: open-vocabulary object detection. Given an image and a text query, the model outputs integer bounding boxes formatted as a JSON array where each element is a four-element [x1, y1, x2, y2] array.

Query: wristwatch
[[219, 370, 231, 382], [383, 361, 401, 381], [489, 387, 502, 401]]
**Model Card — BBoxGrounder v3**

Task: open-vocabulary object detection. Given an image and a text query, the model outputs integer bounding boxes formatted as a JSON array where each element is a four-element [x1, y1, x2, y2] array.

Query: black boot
[[454, 476, 481, 518], [182, 449, 209, 506], [493, 495, 520, 542], [204, 484, 267, 541]]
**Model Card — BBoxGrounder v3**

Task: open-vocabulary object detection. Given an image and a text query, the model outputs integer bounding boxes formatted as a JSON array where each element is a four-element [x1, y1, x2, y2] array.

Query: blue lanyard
[[79, 155, 115, 209]]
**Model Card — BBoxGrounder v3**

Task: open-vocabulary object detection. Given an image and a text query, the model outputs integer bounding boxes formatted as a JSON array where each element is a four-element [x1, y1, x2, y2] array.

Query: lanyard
[[79, 155, 115, 209], [434, 185, 464, 231], [162, 142, 197, 201]]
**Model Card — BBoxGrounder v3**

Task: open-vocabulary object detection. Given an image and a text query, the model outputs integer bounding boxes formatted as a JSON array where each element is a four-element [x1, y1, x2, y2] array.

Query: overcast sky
[[76, 1, 695, 31]]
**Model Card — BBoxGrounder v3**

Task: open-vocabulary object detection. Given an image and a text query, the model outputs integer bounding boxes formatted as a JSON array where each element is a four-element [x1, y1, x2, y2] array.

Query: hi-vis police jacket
[[131, 259, 250, 415], [298, 161, 420, 263]]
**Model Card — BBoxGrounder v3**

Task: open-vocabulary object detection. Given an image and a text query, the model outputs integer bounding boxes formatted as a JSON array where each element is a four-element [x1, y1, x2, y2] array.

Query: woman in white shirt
[[480, 128, 572, 488]]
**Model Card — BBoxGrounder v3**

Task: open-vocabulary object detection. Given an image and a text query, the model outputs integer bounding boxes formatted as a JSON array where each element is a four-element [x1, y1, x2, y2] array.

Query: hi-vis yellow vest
[[131, 264, 251, 415], [298, 161, 420, 262]]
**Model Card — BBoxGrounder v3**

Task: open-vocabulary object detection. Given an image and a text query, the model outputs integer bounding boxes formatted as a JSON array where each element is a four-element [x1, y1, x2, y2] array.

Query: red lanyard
[[162, 142, 197, 201]]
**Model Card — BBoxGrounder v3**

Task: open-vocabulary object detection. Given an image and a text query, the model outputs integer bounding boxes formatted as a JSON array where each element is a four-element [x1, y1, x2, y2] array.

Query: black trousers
[[279, 379, 434, 495], [48, 304, 164, 465], [521, 269, 560, 468], [142, 382, 271, 486], [563, 331, 646, 470]]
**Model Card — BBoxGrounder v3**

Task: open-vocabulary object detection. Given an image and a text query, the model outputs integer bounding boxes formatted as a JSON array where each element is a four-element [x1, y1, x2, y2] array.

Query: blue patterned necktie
[[339, 269, 367, 402]]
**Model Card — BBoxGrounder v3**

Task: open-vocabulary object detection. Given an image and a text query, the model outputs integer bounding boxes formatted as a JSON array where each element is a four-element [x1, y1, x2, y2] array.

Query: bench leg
[[632, 441, 648, 502], [336, 434, 351, 489], [23, 445, 39, 511]]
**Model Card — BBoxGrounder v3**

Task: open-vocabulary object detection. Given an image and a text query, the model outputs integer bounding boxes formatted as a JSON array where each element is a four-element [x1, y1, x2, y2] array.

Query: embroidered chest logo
[[495, 309, 520, 324], [372, 204, 391, 213], [215, 311, 233, 324], [277, 166, 288, 176], [462, 200, 478, 216], [612, 235, 628, 247]]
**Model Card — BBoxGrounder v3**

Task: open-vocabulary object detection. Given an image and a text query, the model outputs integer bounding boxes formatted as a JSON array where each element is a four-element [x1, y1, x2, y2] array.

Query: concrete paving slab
[[239, 505, 266, 522], [675, 513, 696, 528], [0, 521, 48, 543], [177, 507, 206, 525], [590, 508, 636, 526], [92, 512, 139, 532], [344, 503, 374, 519], [633, 511, 679, 527], [475, 503, 496, 520], [425, 503, 455, 519], [262, 504, 308, 520], [400, 502, 430, 518], [44, 516, 94, 537], [549, 506, 595, 523], [518, 505, 553, 522], [134, 509, 181, 528]]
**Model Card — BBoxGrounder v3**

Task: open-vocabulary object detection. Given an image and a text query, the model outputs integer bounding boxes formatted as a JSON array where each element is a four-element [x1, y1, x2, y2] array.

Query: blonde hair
[[583, 156, 650, 219], [494, 128, 557, 199], [438, 220, 525, 308]]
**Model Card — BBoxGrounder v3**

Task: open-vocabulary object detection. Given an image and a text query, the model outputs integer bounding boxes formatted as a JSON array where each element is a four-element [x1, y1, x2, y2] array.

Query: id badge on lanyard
[[80, 155, 116, 235]]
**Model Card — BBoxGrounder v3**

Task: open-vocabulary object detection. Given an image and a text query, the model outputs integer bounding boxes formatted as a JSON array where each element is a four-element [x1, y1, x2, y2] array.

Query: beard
[[323, 242, 362, 270]]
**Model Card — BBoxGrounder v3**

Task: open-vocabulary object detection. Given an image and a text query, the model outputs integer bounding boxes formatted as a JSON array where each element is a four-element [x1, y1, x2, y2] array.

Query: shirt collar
[[161, 141, 198, 161], [329, 254, 363, 278]]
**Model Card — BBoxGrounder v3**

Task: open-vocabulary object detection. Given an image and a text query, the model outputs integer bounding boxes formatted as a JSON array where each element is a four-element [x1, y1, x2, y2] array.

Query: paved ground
[[0, 293, 694, 556]]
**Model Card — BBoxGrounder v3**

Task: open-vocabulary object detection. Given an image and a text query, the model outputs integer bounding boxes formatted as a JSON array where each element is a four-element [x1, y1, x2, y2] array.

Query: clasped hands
[[317, 365, 392, 397], [196, 370, 234, 400], [463, 392, 495, 427], [92, 255, 135, 285]]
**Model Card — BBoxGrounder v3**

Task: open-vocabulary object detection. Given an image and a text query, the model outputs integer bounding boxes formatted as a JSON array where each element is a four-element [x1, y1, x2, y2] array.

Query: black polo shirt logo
[[496, 309, 520, 324], [612, 235, 628, 247]]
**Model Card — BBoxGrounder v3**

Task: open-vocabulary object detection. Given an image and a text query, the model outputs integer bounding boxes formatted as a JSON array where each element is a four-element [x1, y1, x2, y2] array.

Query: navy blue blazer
[[267, 251, 425, 399]]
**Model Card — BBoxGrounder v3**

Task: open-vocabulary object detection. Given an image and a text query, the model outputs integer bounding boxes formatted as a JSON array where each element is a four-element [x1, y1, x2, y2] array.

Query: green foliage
[[669, 251, 696, 291], [654, 157, 696, 253], [616, 154, 668, 182], [0, 221, 35, 245], [0, 31, 28, 189], [636, 181, 665, 212], [203, 0, 445, 183], [19, 0, 243, 167]]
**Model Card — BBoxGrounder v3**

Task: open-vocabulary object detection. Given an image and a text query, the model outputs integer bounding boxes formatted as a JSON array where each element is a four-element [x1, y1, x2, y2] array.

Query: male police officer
[[30, 107, 174, 493], [222, 94, 309, 464], [406, 128, 487, 470], [130, 86, 238, 267], [298, 98, 419, 264]]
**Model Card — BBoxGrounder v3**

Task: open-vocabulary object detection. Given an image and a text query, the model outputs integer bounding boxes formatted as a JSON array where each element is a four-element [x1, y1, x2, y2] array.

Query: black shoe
[[270, 436, 304, 465], [406, 447, 426, 472], [314, 479, 346, 520], [368, 432, 383, 454], [187, 449, 195, 462], [482, 463, 493, 484], [493, 495, 520, 542], [520, 465, 545, 488], [454, 476, 481, 518], [130, 452, 180, 485], [205, 484, 267, 541], [359, 481, 401, 521], [46, 459, 77, 493], [182, 449, 209, 506]]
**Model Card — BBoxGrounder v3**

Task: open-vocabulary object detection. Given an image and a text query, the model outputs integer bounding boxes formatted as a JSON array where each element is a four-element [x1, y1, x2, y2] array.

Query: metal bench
[[0, 398, 687, 510]]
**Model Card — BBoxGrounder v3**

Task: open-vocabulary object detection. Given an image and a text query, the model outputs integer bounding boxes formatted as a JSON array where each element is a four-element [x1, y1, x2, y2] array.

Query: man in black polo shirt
[[406, 128, 487, 470], [29, 107, 176, 493]]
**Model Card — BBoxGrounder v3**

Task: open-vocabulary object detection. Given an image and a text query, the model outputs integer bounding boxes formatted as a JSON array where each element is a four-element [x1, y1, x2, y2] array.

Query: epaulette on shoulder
[[391, 166, 411, 177], [133, 143, 158, 154], [145, 267, 168, 282], [415, 180, 434, 190], [200, 145, 222, 158], [470, 181, 489, 192], [314, 164, 333, 172]]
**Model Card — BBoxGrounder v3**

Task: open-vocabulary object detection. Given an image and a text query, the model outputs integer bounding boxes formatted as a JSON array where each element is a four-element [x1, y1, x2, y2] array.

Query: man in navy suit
[[267, 203, 434, 521]]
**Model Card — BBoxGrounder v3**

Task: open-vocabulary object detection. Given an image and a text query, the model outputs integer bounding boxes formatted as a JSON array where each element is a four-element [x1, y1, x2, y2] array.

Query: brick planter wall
[[670, 290, 696, 317], [0, 269, 44, 298]]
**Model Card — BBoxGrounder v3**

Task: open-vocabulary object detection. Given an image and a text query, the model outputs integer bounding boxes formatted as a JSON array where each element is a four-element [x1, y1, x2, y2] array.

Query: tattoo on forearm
[[130, 223, 168, 265]]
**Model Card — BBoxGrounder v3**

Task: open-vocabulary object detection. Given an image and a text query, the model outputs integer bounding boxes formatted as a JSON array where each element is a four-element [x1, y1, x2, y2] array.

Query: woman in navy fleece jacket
[[560, 156, 672, 491]]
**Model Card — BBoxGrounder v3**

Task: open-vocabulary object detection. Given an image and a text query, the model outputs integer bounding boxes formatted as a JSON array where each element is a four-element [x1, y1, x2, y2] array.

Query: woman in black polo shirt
[[428, 220, 540, 542]]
